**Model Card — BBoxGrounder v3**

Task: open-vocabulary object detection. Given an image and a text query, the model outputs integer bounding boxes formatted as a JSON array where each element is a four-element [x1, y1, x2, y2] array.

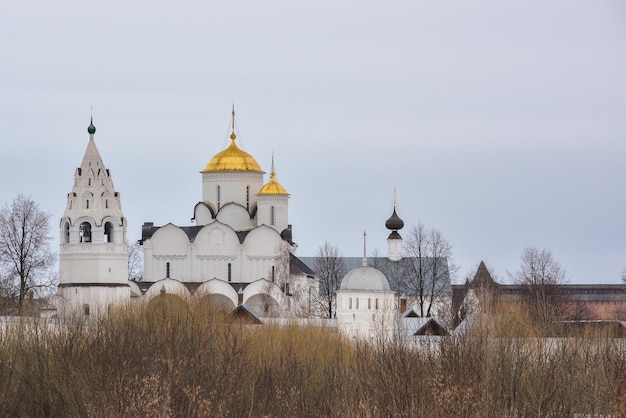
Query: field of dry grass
[[0, 303, 624, 417]]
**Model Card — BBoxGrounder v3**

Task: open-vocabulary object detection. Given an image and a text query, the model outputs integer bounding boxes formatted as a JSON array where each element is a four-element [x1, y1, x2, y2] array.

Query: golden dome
[[258, 172, 289, 195], [201, 134, 264, 173]]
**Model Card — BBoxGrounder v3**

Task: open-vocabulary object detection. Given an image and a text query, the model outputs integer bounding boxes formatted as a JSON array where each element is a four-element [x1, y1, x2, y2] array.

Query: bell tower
[[385, 189, 404, 261], [58, 117, 129, 316]]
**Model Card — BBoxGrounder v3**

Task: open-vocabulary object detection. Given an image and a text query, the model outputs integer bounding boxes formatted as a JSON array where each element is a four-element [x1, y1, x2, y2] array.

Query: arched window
[[270, 206, 275, 226], [349, 298, 352, 309], [228, 263, 232, 282], [368, 298, 371, 309], [271, 266, 275, 282], [83, 304, 90, 316], [104, 221, 113, 243], [216, 185, 221, 210], [375, 298, 379, 310], [356, 298, 359, 309], [246, 185, 250, 211], [105, 199, 108, 209], [84, 192, 93, 210], [79, 222, 91, 243], [166, 262, 170, 278], [64, 222, 70, 243]]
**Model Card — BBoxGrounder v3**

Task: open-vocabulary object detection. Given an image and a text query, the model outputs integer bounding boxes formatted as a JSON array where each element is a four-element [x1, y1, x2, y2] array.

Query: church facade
[[58, 110, 318, 317]]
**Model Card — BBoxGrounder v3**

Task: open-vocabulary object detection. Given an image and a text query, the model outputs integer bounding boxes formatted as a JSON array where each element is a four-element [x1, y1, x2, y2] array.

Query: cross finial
[[231, 103, 235, 132], [230, 103, 237, 140], [362, 230, 368, 266], [393, 185, 397, 207], [87, 105, 96, 135]]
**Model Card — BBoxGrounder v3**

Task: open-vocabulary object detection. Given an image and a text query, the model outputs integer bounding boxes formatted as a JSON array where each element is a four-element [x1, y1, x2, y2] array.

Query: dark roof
[[470, 261, 498, 289], [400, 315, 449, 337], [229, 304, 263, 324], [554, 321, 626, 338], [452, 261, 499, 319], [228, 282, 251, 292], [299, 256, 451, 295], [141, 222, 250, 244], [131, 279, 252, 295], [235, 231, 250, 243], [387, 231, 402, 240], [402, 308, 420, 318], [193, 201, 216, 219], [290, 254, 316, 276]]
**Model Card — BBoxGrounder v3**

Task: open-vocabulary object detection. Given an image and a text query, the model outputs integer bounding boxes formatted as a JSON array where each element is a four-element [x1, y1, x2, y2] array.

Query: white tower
[[385, 190, 404, 261], [257, 154, 290, 234], [58, 117, 129, 316], [196, 106, 265, 225]]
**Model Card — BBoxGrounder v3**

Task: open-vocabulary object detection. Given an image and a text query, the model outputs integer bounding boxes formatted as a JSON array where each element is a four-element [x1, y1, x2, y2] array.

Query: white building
[[58, 110, 318, 317], [334, 231, 398, 341], [336, 255, 396, 341], [58, 118, 130, 316], [138, 110, 318, 316]]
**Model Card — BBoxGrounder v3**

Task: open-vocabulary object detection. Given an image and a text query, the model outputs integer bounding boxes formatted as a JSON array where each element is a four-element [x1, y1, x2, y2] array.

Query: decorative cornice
[[196, 255, 237, 261], [153, 255, 188, 260], [246, 256, 276, 261], [58, 283, 130, 288]]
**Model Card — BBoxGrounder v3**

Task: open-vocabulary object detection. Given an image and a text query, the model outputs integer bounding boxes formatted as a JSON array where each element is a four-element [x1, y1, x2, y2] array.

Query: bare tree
[[313, 242, 346, 319], [128, 241, 144, 281], [266, 242, 295, 316], [402, 223, 455, 318], [621, 267, 626, 283], [510, 247, 567, 324], [0, 194, 56, 314], [563, 299, 596, 321]]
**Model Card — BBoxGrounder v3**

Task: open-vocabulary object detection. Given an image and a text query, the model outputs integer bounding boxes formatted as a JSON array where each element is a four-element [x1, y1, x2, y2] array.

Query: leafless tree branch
[[0, 194, 56, 314]]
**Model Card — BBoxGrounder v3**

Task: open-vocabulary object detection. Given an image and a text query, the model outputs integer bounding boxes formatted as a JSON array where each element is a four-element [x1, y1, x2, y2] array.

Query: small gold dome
[[258, 172, 289, 195], [201, 137, 264, 173]]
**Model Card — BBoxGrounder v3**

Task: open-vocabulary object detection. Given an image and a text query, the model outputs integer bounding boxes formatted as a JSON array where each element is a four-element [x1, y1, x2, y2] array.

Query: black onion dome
[[87, 117, 96, 134], [385, 208, 404, 231]]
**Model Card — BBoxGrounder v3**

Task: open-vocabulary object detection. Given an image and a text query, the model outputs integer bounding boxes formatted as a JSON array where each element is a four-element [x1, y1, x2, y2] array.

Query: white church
[[56, 109, 450, 341], [58, 110, 318, 317]]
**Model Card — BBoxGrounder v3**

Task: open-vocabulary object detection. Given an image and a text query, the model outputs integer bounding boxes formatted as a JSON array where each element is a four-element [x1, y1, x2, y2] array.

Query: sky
[[1, 1, 624, 284]]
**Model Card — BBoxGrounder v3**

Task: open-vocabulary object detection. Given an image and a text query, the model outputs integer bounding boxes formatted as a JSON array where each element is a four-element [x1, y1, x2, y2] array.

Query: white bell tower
[[58, 117, 129, 316], [385, 189, 404, 261]]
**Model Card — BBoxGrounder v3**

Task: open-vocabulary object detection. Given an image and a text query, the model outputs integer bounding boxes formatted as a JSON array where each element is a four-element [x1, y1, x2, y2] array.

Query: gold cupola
[[258, 154, 289, 195], [201, 106, 264, 173]]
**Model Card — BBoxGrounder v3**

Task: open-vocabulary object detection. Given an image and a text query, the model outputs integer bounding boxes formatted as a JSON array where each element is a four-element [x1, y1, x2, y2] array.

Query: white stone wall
[[143, 222, 285, 284], [336, 290, 395, 340], [257, 194, 288, 233], [216, 204, 256, 231], [59, 285, 130, 316], [387, 238, 402, 261], [202, 172, 263, 213]]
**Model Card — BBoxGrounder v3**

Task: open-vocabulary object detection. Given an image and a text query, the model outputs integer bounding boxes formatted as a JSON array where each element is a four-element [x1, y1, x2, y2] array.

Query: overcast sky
[[1, 0, 624, 284]]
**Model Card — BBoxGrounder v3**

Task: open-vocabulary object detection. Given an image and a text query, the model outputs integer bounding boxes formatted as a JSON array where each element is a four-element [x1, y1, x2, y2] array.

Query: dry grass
[[0, 302, 624, 417]]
